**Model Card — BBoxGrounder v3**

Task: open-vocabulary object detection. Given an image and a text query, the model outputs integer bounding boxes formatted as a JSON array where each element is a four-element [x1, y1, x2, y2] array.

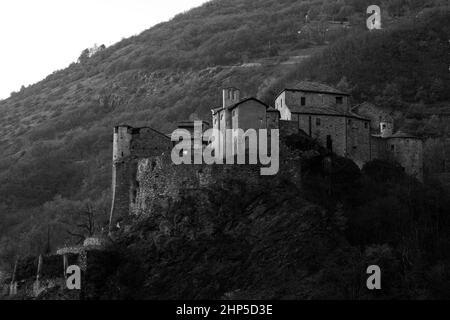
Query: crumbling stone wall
[[110, 127, 173, 227], [132, 154, 273, 218]]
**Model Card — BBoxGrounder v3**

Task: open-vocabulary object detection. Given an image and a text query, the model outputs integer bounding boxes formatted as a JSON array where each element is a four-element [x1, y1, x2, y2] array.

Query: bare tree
[[63, 203, 102, 244]]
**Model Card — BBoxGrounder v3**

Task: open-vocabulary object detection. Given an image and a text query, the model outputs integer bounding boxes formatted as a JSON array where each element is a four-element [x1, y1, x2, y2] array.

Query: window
[[391, 145, 395, 151], [348, 119, 352, 125], [382, 124, 386, 130], [364, 122, 368, 129], [232, 110, 236, 116], [220, 114, 224, 120], [316, 118, 321, 126], [336, 97, 343, 104], [301, 97, 306, 106]]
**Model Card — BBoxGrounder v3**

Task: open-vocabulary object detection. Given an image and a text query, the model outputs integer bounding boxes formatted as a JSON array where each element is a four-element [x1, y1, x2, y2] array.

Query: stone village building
[[109, 81, 424, 229]]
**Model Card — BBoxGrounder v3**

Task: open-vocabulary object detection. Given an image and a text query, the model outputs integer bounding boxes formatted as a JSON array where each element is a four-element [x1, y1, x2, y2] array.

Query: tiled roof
[[290, 104, 343, 115], [226, 97, 271, 111], [287, 81, 349, 96], [211, 98, 271, 114], [372, 131, 421, 139], [351, 101, 375, 111], [289, 103, 369, 120], [348, 111, 370, 121], [211, 107, 222, 114], [388, 131, 420, 139]]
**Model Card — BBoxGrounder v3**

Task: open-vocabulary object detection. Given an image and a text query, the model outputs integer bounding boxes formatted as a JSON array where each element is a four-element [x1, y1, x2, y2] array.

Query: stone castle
[[3, 81, 427, 298], [109, 81, 424, 229]]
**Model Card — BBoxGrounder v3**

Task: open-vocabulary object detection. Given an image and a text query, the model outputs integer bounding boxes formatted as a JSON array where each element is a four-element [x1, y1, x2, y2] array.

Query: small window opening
[[301, 97, 306, 106]]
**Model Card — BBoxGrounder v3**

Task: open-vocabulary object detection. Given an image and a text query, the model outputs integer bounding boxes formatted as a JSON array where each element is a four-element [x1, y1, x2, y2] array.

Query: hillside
[[0, 0, 449, 272], [4, 134, 450, 300]]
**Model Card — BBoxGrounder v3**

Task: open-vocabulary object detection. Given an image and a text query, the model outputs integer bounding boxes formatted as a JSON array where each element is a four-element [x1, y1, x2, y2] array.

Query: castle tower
[[113, 125, 132, 161], [380, 121, 393, 138], [223, 87, 240, 109], [110, 125, 133, 233]]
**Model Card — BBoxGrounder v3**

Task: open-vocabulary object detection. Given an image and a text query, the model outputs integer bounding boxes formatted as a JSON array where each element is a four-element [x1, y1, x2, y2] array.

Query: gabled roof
[[211, 106, 222, 115], [227, 97, 272, 111], [387, 131, 421, 139], [211, 97, 272, 114], [351, 101, 375, 112], [289, 103, 369, 121], [290, 104, 342, 115], [280, 81, 350, 97], [130, 127, 171, 140], [352, 102, 393, 117], [348, 111, 370, 121], [372, 131, 421, 140]]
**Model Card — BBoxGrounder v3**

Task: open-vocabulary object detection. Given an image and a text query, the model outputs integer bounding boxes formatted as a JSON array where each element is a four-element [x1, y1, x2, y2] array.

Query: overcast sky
[[0, 0, 207, 100]]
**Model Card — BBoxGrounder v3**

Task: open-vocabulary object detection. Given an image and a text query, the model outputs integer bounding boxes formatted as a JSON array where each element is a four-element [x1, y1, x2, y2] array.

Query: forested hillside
[[0, 0, 449, 272]]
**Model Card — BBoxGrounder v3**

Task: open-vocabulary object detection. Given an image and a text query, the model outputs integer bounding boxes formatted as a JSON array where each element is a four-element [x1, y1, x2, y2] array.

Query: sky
[[0, 0, 208, 100]]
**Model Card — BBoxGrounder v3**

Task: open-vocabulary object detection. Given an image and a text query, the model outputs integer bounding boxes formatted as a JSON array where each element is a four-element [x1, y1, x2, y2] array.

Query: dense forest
[[0, 0, 449, 292]]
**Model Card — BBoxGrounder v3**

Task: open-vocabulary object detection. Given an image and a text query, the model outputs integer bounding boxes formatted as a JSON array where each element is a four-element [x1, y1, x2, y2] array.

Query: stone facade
[[275, 83, 371, 167], [274, 81, 423, 178], [110, 126, 173, 229], [132, 154, 267, 218]]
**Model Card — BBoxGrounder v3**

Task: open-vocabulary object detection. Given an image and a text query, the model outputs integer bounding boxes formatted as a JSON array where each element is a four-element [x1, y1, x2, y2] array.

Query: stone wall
[[266, 110, 280, 130], [130, 127, 173, 158], [110, 159, 135, 227], [110, 128, 173, 227], [132, 153, 280, 218], [370, 136, 386, 160], [387, 137, 424, 181], [233, 100, 268, 131], [346, 118, 371, 168], [284, 90, 350, 113], [279, 120, 299, 136]]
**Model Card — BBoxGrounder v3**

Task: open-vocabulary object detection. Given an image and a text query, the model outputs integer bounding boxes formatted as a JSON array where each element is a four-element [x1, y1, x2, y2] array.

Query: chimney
[[222, 87, 240, 109]]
